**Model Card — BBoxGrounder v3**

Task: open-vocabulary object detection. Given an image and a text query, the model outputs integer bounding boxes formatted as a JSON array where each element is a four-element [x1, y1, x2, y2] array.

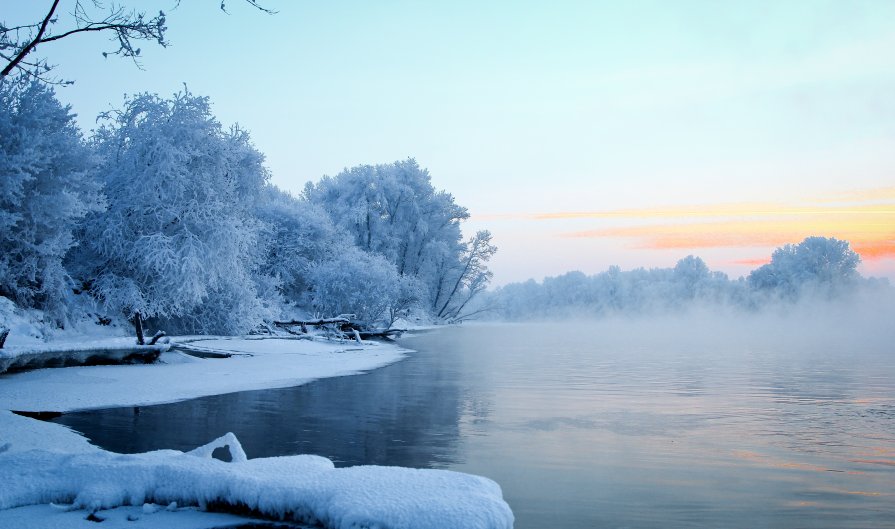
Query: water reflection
[[54, 342, 469, 468], [53, 323, 895, 529]]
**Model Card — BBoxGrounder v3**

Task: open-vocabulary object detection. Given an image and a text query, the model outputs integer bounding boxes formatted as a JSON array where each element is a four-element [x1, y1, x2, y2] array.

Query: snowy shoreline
[[0, 336, 514, 529], [0, 336, 409, 413]]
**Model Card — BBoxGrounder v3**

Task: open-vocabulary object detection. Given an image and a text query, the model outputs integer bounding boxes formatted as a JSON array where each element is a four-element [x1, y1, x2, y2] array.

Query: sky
[[3, 0, 894, 285]]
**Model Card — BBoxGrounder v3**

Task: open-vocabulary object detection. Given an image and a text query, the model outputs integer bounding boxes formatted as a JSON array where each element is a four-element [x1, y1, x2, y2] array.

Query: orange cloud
[[852, 240, 895, 260], [474, 187, 895, 262], [562, 217, 895, 260], [473, 187, 895, 263]]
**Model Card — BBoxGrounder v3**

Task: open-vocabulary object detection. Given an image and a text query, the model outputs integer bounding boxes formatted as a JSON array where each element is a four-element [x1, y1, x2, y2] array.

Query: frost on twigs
[[187, 432, 247, 463]]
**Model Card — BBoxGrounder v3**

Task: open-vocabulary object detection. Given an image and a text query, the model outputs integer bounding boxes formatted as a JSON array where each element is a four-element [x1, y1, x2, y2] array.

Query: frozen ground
[[0, 336, 514, 529]]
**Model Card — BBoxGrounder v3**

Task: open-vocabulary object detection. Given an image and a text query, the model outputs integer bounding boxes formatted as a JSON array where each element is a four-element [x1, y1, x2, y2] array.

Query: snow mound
[[0, 503, 253, 529], [0, 296, 49, 347], [0, 432, 514, 529]]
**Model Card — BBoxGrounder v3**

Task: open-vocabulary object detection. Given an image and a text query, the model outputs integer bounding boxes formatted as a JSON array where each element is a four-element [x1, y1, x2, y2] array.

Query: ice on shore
[[0, 430, 514, 529]]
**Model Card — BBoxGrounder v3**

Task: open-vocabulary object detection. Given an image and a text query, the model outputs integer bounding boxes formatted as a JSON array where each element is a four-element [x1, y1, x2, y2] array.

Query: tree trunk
[[133, 312, 145, 345]]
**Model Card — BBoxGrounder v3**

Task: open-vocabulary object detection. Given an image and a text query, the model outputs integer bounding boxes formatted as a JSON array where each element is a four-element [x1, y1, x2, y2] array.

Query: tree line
[[0, 80, 496, 336], [492, 236, 886, 320]]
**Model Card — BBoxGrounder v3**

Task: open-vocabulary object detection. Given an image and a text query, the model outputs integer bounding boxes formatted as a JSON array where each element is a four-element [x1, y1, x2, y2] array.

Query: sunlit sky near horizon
[[4, 1, 894, 285]]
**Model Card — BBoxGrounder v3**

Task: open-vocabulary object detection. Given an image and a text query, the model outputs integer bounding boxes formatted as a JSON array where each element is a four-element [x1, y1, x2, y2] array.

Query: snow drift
[[0, 432, 514, 529]]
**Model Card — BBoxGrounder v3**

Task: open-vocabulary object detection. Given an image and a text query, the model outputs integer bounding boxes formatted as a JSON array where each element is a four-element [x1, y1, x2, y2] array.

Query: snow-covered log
[[0, 343, 168, 374], [357, 328, 407, 340], [273, 317, 361, 341], [0, 434, 514, 529], [274, 317, 352, 327]]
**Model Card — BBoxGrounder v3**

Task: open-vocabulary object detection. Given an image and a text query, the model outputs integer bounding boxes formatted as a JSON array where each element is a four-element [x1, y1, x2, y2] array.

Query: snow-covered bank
[[0, 336, 514, 528], [0, 337, 407, 412], [0, 338, 168, 374], [0, 504, 255, 529], [0, 431, 513, 529]]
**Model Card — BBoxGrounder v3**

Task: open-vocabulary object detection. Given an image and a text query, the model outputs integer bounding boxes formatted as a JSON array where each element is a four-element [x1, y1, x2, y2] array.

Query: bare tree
[[1, 1, 272, 83], [435, 230, 498, 321]]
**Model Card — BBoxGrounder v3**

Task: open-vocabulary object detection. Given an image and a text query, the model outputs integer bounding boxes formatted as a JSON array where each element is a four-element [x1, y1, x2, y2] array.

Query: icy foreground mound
[[0, 433, 514, 529]]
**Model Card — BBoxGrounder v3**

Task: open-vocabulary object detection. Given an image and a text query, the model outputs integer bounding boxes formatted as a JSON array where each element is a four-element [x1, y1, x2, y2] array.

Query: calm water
[[53, 322, 895, 528]]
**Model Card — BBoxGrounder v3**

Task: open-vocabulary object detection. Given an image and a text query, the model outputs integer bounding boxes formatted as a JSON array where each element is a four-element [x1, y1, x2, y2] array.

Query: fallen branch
[[273, 317, 351, 327], [357, 328, 407, 340], [0, 344, 167, 374], [148, 330, 167, 345]]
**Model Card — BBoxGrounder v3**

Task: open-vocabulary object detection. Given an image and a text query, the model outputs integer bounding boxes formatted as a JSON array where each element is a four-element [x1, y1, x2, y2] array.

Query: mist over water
[[431, 312, 895, 528], [57, 297, 895, 529]]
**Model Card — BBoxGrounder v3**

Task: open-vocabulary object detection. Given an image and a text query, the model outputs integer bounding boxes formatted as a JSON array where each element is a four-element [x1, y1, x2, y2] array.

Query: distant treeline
[[491, 237, 890, 320], [0, 81, 496, 334]]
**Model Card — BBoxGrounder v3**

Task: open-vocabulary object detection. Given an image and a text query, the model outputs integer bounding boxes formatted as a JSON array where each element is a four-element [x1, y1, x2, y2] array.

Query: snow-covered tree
[[493, 236, 869, 320], [0, 80, 102, 321], [303, 159, 473, 297], [430, 230, 498, 321], [304, 247, 411, 327], [254, 185, 345, 305], [748, 236, 861, 299], [303, 159, 499, 321], [77, 88, 269, 334]]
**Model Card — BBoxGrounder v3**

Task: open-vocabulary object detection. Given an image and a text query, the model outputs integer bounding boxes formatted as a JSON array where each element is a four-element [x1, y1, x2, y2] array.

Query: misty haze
[[2, 2, 894, 529]]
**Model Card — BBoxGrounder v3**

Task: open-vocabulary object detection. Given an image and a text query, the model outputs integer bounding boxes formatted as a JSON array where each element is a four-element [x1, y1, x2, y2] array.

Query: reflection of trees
[[53, 346, 466, 469]]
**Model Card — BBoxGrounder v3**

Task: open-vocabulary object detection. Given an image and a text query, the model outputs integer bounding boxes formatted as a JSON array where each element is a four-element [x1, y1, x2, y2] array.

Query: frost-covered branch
[[0, 0, 60, 79], [0, 1, 166, 82], [1, 1, 274, 83]]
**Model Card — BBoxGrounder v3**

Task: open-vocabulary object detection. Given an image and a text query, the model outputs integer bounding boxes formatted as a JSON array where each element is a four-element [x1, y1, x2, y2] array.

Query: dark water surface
[[53, 322, 895, 528]]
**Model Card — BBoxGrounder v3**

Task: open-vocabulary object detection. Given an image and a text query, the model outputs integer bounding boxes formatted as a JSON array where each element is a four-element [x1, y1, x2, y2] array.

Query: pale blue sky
[[4, 1, 895, 283]]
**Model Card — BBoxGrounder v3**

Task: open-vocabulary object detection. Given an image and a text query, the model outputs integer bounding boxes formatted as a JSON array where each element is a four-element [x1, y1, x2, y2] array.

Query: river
[[52, 321, 895, 528]]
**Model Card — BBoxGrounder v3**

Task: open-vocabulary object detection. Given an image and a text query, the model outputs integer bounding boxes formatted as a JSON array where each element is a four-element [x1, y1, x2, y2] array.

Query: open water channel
[[53, 322, 895, 528]]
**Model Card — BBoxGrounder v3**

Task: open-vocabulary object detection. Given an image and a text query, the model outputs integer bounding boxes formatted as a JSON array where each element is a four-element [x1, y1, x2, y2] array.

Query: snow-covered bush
[[0, 80, 103, 322], [305, 247, 412, 327], [76, 89, 269, 334]]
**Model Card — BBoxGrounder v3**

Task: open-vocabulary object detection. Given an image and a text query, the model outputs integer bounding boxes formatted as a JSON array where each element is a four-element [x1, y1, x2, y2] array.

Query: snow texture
[[0, 337, 407, 412], [0, 337, 514, 528], [0, 410, 95, 455], [0, 432, 513, 529], [0, 504, 254, 529]]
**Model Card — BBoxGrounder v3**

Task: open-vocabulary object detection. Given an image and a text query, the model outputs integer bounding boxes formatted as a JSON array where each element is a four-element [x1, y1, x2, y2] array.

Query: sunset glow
[[516, 188, 895, 261], [468, 186, 895, 282]]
